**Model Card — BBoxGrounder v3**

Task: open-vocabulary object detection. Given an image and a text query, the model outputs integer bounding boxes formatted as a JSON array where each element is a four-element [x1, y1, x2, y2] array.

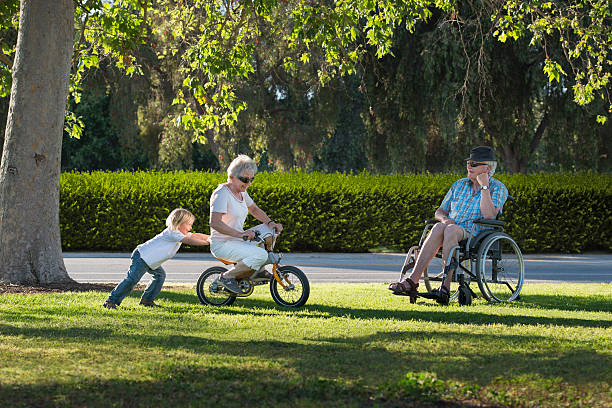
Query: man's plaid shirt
[[439, 177, 508, 235]]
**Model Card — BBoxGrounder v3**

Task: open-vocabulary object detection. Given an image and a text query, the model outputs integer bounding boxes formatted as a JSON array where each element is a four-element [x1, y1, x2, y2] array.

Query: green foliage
[[498, 173, 612, 253], [0, 0, 18, 98], [493, 0, 612, 120], [59, 171, 612, 253], [61, 90, 123, 171]]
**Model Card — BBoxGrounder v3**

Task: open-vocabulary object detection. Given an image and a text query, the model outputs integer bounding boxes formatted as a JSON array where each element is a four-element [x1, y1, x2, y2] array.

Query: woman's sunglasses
[[237, 176, 255, 183], [467, 161, 487, 167]]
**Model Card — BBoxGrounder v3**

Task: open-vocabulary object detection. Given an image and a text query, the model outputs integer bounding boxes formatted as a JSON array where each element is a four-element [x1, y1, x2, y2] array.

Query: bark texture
[[0, 0, 74, 283]]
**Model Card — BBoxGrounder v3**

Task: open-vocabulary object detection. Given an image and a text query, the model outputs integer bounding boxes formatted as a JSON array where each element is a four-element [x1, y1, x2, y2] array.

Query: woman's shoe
[[253, 269, 273, 281], [388, 279, 419, 303], [218, 275, 241, 294]]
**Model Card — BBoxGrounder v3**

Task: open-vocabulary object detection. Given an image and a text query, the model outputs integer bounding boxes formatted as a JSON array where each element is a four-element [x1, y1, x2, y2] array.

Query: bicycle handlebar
[[242, 230, 262, 241]]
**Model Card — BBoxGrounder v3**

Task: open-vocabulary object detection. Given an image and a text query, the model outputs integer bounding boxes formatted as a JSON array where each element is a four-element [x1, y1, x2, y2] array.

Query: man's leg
[[224, 261, 253, 279], [389, 223, 446, 299], [407, 222, 446, 284], [440, 225, 466, 290]]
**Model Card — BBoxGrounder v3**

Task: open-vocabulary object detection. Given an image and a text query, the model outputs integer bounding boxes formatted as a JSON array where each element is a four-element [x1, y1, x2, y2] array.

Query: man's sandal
[[421, 286, 450, 305], [388, 279, 419, 303]]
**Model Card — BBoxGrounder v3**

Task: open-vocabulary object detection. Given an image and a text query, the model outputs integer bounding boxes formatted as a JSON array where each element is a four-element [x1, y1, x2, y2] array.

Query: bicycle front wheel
[[270, 265, 310, 307]]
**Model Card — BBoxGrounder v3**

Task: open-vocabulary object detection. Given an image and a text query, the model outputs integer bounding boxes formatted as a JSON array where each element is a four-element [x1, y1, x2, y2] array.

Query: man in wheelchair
[[388, 146, 509, 304]]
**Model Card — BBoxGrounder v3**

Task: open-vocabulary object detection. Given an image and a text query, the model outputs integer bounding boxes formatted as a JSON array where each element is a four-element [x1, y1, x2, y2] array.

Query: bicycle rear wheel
[[196, 266, 236, 306]]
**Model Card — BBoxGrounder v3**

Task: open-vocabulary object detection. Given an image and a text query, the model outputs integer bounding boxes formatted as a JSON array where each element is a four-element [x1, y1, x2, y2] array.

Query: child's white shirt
[[137, 228, 191, 269]]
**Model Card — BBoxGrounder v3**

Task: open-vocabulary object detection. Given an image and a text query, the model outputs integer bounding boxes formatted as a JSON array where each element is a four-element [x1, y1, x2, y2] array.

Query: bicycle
[[196, 229, 310, 307]]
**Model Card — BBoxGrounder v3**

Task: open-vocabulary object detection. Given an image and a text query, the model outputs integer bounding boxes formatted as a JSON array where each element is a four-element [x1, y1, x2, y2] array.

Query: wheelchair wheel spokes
[[196, 266, 236, 306], [476, 233, 524, 302], [270, 265, 310, 307]]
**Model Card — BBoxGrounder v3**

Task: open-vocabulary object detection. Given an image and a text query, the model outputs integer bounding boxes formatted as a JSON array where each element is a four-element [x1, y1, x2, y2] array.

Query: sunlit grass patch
[[0, 282, 610, 407]]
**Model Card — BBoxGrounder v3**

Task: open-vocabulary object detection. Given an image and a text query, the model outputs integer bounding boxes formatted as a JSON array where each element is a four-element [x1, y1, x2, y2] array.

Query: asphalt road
[[64, 252, 612, 284]]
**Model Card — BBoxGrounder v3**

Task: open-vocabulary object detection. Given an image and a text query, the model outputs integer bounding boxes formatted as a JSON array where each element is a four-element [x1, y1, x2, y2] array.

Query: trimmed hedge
[[60, 171, 612, 253]]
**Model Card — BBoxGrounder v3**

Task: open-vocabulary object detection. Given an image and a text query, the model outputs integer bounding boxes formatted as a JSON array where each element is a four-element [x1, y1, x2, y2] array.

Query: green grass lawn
[[0, 283, 610, 407]]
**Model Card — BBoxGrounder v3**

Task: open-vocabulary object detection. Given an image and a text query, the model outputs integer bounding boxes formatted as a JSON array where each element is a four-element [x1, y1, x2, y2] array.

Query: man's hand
[[476, 173, 490, 187], [441, 218, 456, 225]]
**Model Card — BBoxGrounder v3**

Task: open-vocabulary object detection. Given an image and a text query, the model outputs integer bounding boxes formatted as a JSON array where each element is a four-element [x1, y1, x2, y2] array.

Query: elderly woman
[[209, 154, 283, 294]]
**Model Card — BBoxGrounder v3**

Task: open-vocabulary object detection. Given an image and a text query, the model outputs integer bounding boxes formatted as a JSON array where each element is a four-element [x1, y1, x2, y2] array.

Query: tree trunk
[[0, 0, 74, 284]]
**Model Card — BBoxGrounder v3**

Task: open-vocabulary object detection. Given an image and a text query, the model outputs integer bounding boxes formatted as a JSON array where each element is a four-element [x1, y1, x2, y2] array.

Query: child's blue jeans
[[108, 250, 166, 305]]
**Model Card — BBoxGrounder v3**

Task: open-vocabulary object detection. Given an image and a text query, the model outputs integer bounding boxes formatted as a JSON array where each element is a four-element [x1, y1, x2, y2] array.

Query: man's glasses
[[237, 176, 255, 183], [467, 161, 487, 168]]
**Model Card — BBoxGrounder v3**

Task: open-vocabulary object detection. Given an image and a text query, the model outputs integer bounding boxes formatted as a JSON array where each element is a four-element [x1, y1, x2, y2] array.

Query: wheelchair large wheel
[[476, 233, 524, 302], [196, 266, 236, 306], [270, 265, 310, 307]]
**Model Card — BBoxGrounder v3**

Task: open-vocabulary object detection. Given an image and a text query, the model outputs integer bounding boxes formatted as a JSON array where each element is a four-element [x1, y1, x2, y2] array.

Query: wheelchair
[[399, 213, 525, 305]]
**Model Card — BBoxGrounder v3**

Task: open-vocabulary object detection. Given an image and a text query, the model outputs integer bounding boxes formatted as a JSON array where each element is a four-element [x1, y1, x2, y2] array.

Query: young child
[[103, 208, 209, 309]]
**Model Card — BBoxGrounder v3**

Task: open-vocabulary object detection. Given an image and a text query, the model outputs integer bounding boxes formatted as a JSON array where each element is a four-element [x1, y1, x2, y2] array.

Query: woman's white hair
[[227, 154, 258, 178], [485, 161, 497, 177]]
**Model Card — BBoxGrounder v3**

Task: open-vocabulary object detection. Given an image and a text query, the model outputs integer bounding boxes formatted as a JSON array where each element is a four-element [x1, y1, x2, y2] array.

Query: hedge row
[[59, 171, 612, 253]]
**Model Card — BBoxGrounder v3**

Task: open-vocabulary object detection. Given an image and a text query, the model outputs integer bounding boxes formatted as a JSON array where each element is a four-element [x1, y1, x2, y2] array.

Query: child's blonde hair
[[166, 208, 195, 230]]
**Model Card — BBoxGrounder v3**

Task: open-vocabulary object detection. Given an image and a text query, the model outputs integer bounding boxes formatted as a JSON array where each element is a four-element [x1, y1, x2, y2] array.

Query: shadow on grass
[[1, 316, 610, 390], [0, 323, 114, 340], [170, 294, 611, 329], [0, 364, 494, 408], [518, 294, 612, 313], [153, 286, 612, 325]]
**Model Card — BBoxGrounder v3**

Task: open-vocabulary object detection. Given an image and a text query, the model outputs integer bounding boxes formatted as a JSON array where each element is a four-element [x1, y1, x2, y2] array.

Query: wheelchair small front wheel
[[270, 265, 310, 307], [196, 266, 236, 306], [476, 233, 524, 302], [458, 285, 472, 306]]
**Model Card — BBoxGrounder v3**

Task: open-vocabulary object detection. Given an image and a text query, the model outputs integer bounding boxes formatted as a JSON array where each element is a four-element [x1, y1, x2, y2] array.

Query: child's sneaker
[[102, 299, 117, 309], [139, 299, 161, 307]]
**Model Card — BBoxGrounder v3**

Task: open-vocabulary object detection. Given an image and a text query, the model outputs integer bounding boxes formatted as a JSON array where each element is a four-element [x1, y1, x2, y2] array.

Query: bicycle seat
[[215, 257, 235, 265]]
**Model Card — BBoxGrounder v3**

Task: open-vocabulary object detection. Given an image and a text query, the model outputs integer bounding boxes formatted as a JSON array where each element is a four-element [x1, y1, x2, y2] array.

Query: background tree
[[359, 1, 610, 173], [0, 0, 74, 283]]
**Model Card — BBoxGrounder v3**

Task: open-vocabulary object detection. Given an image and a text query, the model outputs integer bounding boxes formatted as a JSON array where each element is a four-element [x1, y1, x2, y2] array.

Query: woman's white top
[[209, 183, 254, 243], [137, 228, 189, 269]]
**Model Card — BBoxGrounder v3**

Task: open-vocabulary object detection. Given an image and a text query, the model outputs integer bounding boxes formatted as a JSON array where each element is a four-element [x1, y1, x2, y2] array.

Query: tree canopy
[[0, 0, 609, 172]]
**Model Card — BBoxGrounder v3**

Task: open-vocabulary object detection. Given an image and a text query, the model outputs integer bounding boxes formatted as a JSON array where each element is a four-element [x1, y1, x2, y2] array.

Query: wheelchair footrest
[[392, 291, 417, 298]]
